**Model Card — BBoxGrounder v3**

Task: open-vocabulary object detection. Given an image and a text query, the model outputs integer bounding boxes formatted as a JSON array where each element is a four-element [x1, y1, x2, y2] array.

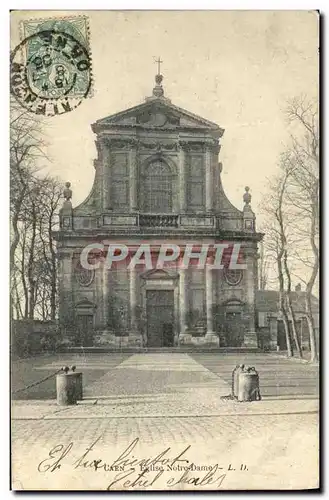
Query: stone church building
[[55, 72, 263, 349]]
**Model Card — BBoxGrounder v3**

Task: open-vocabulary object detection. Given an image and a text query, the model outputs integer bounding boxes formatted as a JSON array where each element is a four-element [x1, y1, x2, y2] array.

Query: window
[[142, 160, 173, 213], [187, 155, 205, 211], [111, 154, 129, 210], [112, 180, 129, 208]]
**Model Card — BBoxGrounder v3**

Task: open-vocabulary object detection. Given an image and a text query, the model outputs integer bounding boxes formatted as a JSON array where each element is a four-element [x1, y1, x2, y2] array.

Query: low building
[[256, 287, 319, 351]]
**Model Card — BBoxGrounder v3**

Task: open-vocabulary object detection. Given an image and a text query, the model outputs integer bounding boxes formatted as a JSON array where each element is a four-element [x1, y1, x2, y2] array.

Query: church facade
[[54, 74, 263, 349]]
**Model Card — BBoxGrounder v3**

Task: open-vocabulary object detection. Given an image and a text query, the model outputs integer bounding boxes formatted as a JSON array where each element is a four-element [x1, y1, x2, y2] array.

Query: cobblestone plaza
[[12, 352, 319, 490]]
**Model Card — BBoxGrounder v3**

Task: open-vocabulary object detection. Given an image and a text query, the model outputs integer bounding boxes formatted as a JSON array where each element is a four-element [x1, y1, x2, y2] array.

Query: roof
[[256, 290, 319, 314], [91, 96, 225, 136]]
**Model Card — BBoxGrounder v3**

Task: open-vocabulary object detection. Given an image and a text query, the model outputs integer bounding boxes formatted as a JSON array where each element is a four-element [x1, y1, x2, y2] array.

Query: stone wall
[[11, 320, 59, 358]]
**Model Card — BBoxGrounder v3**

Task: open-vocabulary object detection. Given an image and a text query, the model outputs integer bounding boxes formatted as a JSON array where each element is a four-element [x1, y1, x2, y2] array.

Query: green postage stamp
[[11, 16, 93, 115]]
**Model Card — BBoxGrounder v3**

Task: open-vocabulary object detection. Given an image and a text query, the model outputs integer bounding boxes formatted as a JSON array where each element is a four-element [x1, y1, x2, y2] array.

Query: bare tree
[[10, 99, 63, 322], [35, 177, 62, 320], [282, 96, 319, 362], [258, 240, 269, 290], [274, 171, 294, 358], [261, 96, 319, 362], [10, 100, 47, 268], [281, 217, 303, 357], [10, 99, 48, 318], [12, 176, 62, 320], [261, 174, 292, 357]]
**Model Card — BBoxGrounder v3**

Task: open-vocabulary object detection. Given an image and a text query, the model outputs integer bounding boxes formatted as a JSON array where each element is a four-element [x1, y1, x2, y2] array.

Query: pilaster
[[129, 146, 138, 211], [178, 146, 187, 212], [205, 145, 214, 213], [94, 263, 104, 329], [100, 140, 111, 211], [57, 249, 74, 335], [129, 268, 143, 346], [179, 267, 191, 344], [102, 262, 109, 327], [243, 244, 258, 347], [205, 258, 219, 346]]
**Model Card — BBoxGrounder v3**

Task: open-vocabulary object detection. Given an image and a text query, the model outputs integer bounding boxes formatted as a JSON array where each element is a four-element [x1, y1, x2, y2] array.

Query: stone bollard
[[232, 364, 245, 399], [237, 366, 261, 402], [72, 366, 83, 401], [56, 366, 83, 405]]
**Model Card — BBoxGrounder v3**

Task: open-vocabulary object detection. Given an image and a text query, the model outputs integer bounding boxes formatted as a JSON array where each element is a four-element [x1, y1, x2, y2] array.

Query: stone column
[[58, 249, 74, 342], [100, 140, 111, 211], [130, 268, 138, 330], [129, 268, 142, 346], [60, 250, 73, 290], [178, 145, 187, 212], [179, 268, 191, 344], [102, 262, 109, 328], [205, 259, 219, 345], [243, 244, 258, 348], [129, 145, 138, 211], [205, 146, 214, 213], [94, 264, 103, 331]]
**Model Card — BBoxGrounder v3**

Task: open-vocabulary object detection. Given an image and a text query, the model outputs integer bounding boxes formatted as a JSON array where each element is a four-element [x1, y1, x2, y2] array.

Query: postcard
[[10, 10, 319, 491]]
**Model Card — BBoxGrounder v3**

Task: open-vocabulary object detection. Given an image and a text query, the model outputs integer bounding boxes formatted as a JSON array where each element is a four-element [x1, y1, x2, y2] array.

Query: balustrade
[[139, 214, 179, 227]]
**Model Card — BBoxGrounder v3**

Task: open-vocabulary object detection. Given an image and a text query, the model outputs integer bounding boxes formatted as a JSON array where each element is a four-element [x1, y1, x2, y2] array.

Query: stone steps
[[62, 346, 261, 354]]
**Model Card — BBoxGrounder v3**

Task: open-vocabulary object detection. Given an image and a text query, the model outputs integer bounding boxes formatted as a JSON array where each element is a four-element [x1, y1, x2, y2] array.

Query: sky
[[10, 10, 319, 228]]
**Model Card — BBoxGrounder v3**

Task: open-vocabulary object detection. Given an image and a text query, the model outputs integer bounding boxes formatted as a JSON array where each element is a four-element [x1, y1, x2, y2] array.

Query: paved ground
[[191, 352, 319, 399], [12, 353, 131, 400], [11, 352, 319, 491]]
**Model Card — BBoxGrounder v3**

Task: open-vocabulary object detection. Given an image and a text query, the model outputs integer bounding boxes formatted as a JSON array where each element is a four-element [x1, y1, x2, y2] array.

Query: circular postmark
[[10, 30, 92, 116]]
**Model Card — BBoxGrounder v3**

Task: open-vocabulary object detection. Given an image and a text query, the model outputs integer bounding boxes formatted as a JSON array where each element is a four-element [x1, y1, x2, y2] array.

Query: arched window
[[143, 160, 173, 213]]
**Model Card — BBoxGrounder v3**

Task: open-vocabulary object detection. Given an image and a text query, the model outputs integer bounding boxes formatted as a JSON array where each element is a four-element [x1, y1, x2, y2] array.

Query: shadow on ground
[[190, 353, 319, 399]]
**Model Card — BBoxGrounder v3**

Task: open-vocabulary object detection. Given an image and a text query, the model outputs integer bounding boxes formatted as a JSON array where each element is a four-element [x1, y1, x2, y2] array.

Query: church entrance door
[[225, 312, 244, 347], [76, 314, 94, 347], [146, 290, 174, 347]]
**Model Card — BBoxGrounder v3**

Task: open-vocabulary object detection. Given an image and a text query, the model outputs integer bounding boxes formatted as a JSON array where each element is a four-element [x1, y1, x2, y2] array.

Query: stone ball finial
[[243, 186, 251, 206], [152, 73, 164, 98], [153, 85, 164, 98], [155, 74, 163, 85], [63, 181, 72, 202]]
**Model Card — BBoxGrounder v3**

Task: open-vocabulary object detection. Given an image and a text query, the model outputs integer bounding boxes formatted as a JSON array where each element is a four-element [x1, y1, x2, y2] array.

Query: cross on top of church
[[152, 56, 164, 97], [154, 56, 163, 75]]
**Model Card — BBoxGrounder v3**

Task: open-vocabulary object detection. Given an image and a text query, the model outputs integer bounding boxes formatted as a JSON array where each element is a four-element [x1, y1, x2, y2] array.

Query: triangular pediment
[[140, 268, 179, 280], [92, 98, 224, 136]]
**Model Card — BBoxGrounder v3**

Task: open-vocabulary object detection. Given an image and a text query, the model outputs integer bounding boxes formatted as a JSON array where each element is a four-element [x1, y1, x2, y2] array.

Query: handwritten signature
[[37, 436, 227, 489]]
